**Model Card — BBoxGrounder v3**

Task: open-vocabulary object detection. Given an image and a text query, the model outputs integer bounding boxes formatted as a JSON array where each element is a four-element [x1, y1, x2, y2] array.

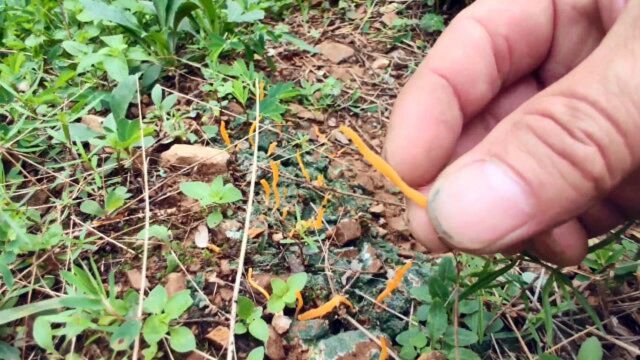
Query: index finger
[[385, 0, 555, 187]]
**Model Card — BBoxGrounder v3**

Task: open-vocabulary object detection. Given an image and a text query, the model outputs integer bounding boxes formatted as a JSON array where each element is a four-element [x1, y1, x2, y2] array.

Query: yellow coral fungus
[[315, 175, 325, 187], [248, 121, 257, 148], [375, 261, 413, 304], [298, 294, 353, 321], [295, 291, 304, 314], [270, 161, 281, 209], [259, 80, 265, 100], [379, 337, 388, 360], [267, 142, 277, 156], [247, 268, 270, 300], [311, 195, 330, 230], [339, 126, 427, 208], [260, 179, 271, 206], [220, 120, 231, 146], [295, 151, 311, 181], [281, 206, 289, 219], [313, 125, 327, 142]]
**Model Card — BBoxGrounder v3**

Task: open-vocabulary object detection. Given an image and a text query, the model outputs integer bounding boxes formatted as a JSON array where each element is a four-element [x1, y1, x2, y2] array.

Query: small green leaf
[[419, 13, 445, 33], [142, 342, 158, 360], [237, 296, 256, 321], [105, 186, 129, 213], [444, 327, 478, 347], [225, 0, 264, 22], [235, 322, 248, 335], [249, 318, 269, 343], [207, 210, 223, 229], [151, 85, 163, 107], [247, 346, 265, 360], [179, 181, 210, 204], [138, 225, 171, 241], [428, 300, 447, 340], [450, 348, 481, 360], [217, 184, 243, 204], [80, 200, 106, 217], [0, 340, 20, 360], [286, 273, 308, 291], [164, 290, 193, 320], [103, 56, 129, 83], [271, 278, 287, 297], [33, 317, 54, 352], [110, 75, 138, 121], [267, 297, 285, 314], [143, 286, 168, 315], [142, 315, 169, 344], [110, 319, 141, 351], [169, 326, 196, 352], [577, 337, 603, 360]]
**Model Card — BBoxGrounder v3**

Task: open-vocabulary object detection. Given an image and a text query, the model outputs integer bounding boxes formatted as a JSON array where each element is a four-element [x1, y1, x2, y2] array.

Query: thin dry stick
[[344, 315, 400, 360], [226, 79, 261, 360], [132, 79, 152, 360], [505, 313, 534, 360]]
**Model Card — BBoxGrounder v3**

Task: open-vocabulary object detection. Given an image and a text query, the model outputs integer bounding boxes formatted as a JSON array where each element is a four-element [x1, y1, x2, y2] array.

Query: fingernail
[[428, 160, 533, 250]]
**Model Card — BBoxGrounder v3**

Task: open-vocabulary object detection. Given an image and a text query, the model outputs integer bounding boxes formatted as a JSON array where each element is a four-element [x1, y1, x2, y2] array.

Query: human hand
[[384, 0, 640, 265]]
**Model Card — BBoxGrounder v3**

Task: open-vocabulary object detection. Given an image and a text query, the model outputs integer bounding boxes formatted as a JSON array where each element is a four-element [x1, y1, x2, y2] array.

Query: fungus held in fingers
[[247, 268, 270, 300], [338, 125, 427, 208], [297, 294, 353, 321], [260, 179, 271, 206], [220, 120, 231, 146], [270, 160, 281, 209], [379, 337, 388, 360], [375, 261, 413, 304], [296, 151, 311, 181]]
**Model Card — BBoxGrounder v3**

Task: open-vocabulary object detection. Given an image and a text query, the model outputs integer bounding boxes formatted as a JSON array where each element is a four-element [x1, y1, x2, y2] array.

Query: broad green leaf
[[428, 276, 449, 301], [237, 296, 255, 321], [142, 342, 158, 360], [165, 290, 193, 320], [540, 354, 563, 360], [143, 315, 169, 344], [143, 286, 168, 315], [267, 297, 285, 314], [33, 317, 54, 352], [78, 0, 143, 35], [179, 181, 210, 203], [169, 326, 196, 352], [103, 56, 129, 82], [203, 125, 218, 139], [69, 123, 100, 142], [207, 210, 223, 229], [78, 53, 104, 73], [101, 35, 127, 50], [225, 0, 264, 23], [419, 13, 445, 33], [396, 328, 426, 348], [450, 348, 481, 360], [437, 256, 456, 283], [105, 187, 129, 213], [270, 278, 288, 297], [138, 224, 171, 241], [398, 346, 417, 360], [444, 327, 478, 347], [0, 340, 20, 360], [110, 75, 138, 121], [414, 304, 429, 322], [80, 200, 106, 217], [151, 85, 163, 107], [427, 301, 447, 340], [61, 41, 91, 57], [110, 319, 141, 351], [286, 273, 307, 291], [577, 337, 603, 360], [217, 183, 243, 204], [248, 318, 269, 343], [247, 346, 265, 360], [235, 322, 248, 334]]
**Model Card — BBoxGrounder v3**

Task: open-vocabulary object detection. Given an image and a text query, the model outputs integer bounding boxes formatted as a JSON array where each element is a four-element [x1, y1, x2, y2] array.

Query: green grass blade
[[459, 260, 518, 300]]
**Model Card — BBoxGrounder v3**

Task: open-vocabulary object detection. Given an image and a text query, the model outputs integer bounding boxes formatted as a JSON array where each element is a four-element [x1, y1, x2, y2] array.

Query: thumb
[[427, 5, 640, 253]]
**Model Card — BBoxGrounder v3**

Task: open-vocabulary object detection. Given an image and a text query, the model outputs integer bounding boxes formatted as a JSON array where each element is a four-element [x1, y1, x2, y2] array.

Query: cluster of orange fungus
[[338, 126, 427, 208], [247, 268, 270, 300], [297, 295, 353, 321], [295, 151, 311, 181], [270, 161, 281, 209], [375, 261, 413, 304], [220, 120, 231, 146], [260, 179, 271, 206]]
